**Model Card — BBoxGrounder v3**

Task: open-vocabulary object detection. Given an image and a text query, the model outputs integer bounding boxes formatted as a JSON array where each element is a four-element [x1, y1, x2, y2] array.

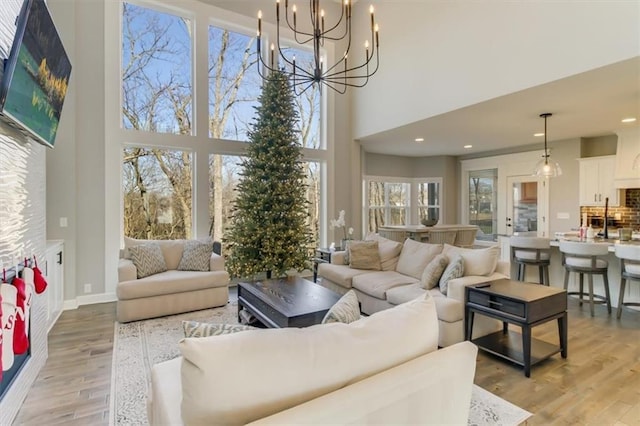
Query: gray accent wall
[[364, 153, 458, 224]]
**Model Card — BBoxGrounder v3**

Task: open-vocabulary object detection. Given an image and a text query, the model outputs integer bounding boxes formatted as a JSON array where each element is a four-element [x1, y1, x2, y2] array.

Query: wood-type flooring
[[12, 292, 640, 425]]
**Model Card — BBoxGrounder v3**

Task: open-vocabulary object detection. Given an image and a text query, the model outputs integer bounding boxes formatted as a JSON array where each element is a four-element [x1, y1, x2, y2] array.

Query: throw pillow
[[366, 234, 403, 271], [182, 321, 256, 338], [178, 240, 213, 271], [128, 243, 167, 278], [439, 253, 464, 295], [349, 240, 381, 270], [322, 290, 361, 324], [396, 238, 443, 280], [421, 253, 449, 289], [443, 244, 499, 276]]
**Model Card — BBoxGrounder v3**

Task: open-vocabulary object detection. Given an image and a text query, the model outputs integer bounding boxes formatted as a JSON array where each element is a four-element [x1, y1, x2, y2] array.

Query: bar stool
[[614, 244, 640, 319], [559, 240, 612, 317], [510, 236, 551, 285]]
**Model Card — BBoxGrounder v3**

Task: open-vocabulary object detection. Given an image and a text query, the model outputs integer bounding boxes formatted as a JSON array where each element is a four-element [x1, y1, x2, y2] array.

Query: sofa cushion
[[318, 263, 368, 289], [322, 290, 360, 324], [178, 240, 212, 271], [365, 234, 403, 271], [128, 243, 168, 278], [179, 294, 439, 425], [117, 270, 229, 300], [124, 237, 185, 270], [182, 321, 255, 338], [352, 271, 420, 300], [349, 240, 381, 270], [421, 254, 449, 289], [439, 254, 464, 295], [443, 244, 499, 277], [396, 239, 443, 280], [386, 283, 426, 305], [386, 284, 464, 323]]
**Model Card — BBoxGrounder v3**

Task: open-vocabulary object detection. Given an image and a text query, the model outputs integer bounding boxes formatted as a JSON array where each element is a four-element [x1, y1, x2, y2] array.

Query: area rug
[[109, 303, 532, 426]]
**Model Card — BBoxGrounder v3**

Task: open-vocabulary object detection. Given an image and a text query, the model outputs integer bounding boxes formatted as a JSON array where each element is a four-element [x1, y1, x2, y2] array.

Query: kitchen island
[[499, 235, 640, 312]]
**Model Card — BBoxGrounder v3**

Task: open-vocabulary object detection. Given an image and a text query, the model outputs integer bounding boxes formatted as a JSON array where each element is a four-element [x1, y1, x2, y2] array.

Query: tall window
[[123, 147, 193, 239], [121, 3, 193, 134], [118, 2, 327, 248], [208, 26, 259, 141], [468, 169, 497, 239]]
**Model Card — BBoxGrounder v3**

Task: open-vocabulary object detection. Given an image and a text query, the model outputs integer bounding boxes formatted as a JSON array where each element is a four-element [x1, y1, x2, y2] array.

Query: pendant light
[[533, 113, 562, 177]]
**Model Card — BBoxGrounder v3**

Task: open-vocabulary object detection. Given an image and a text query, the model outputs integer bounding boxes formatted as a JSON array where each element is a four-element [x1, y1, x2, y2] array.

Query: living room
[[0, 0, 639, 424]]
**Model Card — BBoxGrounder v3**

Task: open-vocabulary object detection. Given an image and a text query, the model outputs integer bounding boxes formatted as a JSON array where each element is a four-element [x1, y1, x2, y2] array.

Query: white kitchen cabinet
[[44, 240, 64, 332], [579, 156, 620, 206]]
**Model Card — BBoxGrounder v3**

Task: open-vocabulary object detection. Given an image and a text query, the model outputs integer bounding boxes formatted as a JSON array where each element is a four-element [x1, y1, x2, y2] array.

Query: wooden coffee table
[[238, 276, 342, 328], [465, 279, 568, 377]]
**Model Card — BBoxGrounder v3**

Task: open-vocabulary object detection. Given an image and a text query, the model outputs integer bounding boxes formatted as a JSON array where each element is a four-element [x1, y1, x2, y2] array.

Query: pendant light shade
[[533, 113, 562, 177]]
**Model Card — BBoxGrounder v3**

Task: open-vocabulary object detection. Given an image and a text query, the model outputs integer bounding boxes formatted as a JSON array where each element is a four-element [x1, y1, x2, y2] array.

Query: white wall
[[351, 1, 640, 139]]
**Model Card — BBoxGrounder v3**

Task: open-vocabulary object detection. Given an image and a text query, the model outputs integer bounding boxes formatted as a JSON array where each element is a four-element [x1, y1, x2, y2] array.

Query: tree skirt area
[[109, 303, 532, 426]]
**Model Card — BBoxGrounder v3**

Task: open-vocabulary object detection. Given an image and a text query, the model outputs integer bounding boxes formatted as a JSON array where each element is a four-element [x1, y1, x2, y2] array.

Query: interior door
[[506, 176, 548, 237]]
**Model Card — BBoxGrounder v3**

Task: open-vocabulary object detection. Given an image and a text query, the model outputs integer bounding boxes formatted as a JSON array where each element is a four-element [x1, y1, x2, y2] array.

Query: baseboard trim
[[64, 292, 117, 310]]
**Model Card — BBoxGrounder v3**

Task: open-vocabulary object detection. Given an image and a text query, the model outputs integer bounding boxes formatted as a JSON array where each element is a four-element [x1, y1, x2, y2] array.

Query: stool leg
[[602, 271, 612, 315], [579, 274, 584, 306], [588, 273, 595, 317], [544, 265, 550, 287], [563, 269, 570, 290], [617, 277, 627, 319], [538, 265, 544, 285]]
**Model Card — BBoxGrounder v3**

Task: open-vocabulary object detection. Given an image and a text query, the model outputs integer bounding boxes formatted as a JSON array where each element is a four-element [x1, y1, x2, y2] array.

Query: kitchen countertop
[[550, 236, 640, 251]]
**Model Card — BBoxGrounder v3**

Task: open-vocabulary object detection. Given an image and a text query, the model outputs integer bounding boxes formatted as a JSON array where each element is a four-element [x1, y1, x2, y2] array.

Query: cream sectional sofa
[[318, 235, 508, 347], [147, 295, 479, 425], [117, 238, 230, 322]]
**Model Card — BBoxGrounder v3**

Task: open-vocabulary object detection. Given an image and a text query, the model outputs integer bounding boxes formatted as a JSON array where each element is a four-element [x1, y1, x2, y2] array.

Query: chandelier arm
[[321, 1, 349, 41], [322, 78, 349, 95], [325, 48, 379, 79]]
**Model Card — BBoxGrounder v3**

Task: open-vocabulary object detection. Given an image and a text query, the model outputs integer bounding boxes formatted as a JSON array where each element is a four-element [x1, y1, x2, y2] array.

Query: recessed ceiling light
[[463, 145, 472, 149], [621, 117, 637, 123], [415, 138, 424, 142], [534, 133, 545, 137]]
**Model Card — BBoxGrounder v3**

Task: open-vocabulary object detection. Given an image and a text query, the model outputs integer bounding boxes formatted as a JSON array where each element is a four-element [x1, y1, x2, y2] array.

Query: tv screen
[[0, 0, 71, 148]]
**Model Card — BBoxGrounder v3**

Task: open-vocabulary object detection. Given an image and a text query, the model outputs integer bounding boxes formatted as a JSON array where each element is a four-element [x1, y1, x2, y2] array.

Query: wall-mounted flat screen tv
[[0, 0, 71, 148]]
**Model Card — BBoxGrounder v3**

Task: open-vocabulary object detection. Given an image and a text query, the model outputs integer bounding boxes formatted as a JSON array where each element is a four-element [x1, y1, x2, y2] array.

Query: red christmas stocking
[[22, 268, 34, 343], [0, 292, 3, 381], [1, 283, 17, 371], [12, 276, 29, 355], [32, 257, 47, 294]]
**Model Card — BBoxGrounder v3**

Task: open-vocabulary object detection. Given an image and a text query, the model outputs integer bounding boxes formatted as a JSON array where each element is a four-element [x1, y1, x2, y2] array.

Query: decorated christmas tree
[[224, 69, 312, 279]]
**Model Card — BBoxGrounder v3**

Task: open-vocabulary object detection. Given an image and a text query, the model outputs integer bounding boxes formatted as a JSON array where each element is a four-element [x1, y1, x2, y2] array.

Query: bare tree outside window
[[121, 3, 192, 134], [123, 147, 192, 239]]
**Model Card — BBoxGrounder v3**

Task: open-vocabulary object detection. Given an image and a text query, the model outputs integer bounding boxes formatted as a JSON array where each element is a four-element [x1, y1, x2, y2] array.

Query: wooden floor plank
[[12, 292, 640, 425]]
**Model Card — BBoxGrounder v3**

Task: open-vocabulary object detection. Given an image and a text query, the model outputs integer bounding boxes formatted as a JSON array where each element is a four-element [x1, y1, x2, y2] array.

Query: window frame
[[114, 0, 331, 246], [363, 176, 443, 233]]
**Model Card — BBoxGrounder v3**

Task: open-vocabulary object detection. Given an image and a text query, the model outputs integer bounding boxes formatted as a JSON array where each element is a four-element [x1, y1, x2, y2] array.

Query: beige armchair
[[116, 238, 230, 322]]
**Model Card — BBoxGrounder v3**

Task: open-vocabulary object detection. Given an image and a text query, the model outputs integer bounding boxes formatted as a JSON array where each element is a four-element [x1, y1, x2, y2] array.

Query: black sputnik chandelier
[[257, 0, 380, 95]]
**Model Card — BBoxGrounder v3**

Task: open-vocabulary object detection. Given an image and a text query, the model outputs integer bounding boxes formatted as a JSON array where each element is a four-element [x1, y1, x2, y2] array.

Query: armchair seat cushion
[[117, 270, 229, 300]]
